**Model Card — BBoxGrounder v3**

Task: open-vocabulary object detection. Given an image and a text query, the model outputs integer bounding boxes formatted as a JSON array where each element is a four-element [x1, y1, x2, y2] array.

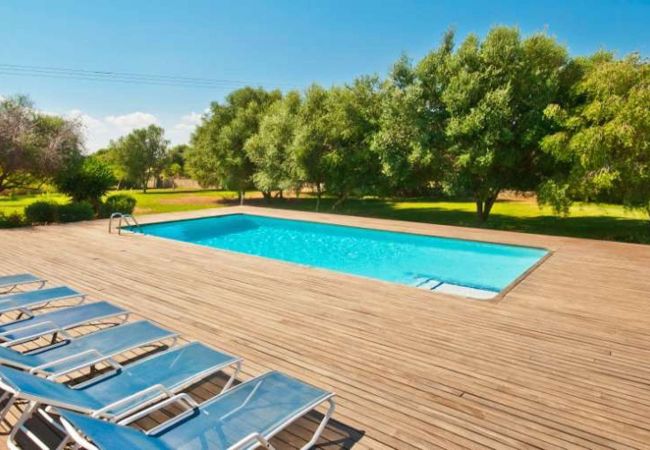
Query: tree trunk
[[332, 192, 348, 209], [262, 191, 272, 203], [239, 189, 244, 205], [475, 192, 499, 222], [315, 183, 322, 212]]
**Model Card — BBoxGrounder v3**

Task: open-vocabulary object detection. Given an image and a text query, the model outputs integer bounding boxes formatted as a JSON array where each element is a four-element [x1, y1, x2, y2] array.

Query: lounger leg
[[0, 391, 16, 423], [300, 398, 336, 450], [8, 400, 38, 449], [222, 360, 242, 392], [54, 435, 70, 450]]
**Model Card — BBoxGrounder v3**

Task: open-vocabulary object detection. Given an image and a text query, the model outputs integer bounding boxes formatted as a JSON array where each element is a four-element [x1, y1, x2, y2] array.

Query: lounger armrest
[[92, 384, 174, 420], [29, 349, 121, 378], [1, 321, 70, 347], [0, 320, 59, 337], [118, 393, 199, 432], [229, 432, 274, 449]]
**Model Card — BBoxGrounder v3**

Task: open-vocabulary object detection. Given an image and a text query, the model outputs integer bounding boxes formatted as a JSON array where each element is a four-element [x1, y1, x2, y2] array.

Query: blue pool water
[[132, 214, 547, 295]]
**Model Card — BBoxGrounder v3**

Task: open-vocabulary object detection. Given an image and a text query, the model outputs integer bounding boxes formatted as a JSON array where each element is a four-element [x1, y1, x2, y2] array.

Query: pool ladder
[[108, 212, 140, 235]]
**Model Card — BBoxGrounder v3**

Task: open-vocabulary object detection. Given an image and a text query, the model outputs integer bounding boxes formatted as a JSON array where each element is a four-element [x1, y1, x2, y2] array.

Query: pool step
[[413, 276, 498, 300], [433, 283, 498, 300], [415, 278, 443, 290]]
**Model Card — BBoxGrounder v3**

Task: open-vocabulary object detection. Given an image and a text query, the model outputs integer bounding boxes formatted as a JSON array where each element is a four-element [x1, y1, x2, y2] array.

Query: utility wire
[[0, 63, 293, 90]]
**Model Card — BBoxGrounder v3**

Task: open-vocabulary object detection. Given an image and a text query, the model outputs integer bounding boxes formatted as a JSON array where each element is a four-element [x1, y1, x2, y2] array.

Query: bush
[[24, 200, 95, 224], [0, 212, 25, 228], [54, 157, 117, 208], [99, 194, 136, 218], [24, 201, 59, 224], [58, 202, 95, 223]]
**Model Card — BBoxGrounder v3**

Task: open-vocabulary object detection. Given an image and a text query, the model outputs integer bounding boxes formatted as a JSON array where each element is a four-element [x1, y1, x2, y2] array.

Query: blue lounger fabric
[[59, 371, 331, 449], [0, 320, 175, 374], [0, 286, 83, 314], [0, 301, 127, 342], [0, 274, 43, 290], [0, 342, 238, 417]]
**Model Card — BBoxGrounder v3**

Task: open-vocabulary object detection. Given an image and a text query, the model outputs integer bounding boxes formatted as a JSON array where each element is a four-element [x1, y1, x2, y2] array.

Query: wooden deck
[[1, 205, 650, 449]]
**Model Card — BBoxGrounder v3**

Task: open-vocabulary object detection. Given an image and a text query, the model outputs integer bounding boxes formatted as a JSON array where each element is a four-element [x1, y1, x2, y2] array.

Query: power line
[[0, 63, 294, 90]]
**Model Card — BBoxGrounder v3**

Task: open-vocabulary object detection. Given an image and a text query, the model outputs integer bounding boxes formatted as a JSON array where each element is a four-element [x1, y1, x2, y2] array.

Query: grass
[[1, 188, 648, 243], [248, 195, 650, 244]]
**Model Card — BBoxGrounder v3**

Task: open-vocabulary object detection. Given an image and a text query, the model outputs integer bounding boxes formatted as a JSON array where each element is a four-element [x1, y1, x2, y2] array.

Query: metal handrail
[[108, 213, 140, 234]]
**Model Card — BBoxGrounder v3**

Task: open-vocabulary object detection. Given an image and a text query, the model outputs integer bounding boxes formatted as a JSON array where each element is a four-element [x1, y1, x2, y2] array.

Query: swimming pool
[[130, 213, 548, 299]]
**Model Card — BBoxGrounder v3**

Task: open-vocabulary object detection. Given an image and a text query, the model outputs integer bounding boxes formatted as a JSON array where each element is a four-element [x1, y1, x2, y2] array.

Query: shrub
[[54, 157, 117, 209], [24, 201, 59, 224], [58, 201, 94, 223], [99, 194, 137, 218], [0, 212, 25, 228]]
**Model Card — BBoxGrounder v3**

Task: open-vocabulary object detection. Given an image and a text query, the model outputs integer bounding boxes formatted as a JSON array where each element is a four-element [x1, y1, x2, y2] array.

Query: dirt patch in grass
[[157, 195, 228, 205]]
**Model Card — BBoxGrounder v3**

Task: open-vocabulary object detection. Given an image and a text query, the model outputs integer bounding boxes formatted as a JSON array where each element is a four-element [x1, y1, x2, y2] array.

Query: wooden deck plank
[[1, 205, 649, 449]]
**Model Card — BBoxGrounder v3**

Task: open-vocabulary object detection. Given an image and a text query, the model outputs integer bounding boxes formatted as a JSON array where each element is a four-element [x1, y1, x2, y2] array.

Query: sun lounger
[[0, 301, 129, 346], [0, 286, 86, 321], [57, 371, 335, 450], [0, 320, 177, 377], [0, 273, 46, 293], [0, 342, 242, 449]]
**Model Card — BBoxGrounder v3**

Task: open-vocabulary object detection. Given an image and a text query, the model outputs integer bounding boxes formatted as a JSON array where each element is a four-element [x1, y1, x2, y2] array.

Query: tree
[[162, 144, 188, 188], [442, 27, 569, 221], [291, 85, 331, 210], [111, 125, 169, 192], [167, 145, 187, 175], [372, 36, 454, 196], [245, 91, 302, 201], [321, 77, 383, 206], [540, 53, 650, 220], [54, 155, 117, 211], [187, 87, 281, 204], [0, 96, 82, 192]]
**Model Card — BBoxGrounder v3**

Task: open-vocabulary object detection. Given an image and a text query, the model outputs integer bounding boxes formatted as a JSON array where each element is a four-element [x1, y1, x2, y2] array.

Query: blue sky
[[1, 0, 648, 150]]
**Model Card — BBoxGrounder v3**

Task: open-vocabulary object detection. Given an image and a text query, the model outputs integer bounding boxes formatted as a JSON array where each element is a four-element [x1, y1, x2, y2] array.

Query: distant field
[[1, 188, 648, 243], [0, 189, 240, 216]]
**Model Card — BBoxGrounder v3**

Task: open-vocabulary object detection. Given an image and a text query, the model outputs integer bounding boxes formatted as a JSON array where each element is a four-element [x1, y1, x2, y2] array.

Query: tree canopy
[[540, 53, 650, 217], [0, 96, 82, 192], [187, 87, 281, 202], [8, 25, 646, 227], [245, 91, 302, 200], [109, 124, 169, 192], [442, 27, 570, 220]]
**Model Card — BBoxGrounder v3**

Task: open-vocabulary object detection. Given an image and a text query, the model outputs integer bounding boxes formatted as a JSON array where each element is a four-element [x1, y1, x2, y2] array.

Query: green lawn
[[1, 189, 648, 243], [249, 196, 650, 244], [0, 189, 240, 216]]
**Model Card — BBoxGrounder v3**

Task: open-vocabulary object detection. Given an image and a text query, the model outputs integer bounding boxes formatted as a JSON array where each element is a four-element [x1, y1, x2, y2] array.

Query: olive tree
[[187, 87, 280, 203], [540, 53, 650, 220], [111, 125, 169, 192], [0, 96, 82, 192], [245, 91, 301, 200], [442, 27, 569, 221]]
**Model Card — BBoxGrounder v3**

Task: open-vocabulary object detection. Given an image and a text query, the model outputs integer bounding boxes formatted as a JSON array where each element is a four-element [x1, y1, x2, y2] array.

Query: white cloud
[[173, 111, 202, 131], [105, 112, 159, 131], [54, 109, 203, 152], [166, 111, 205, 146], [55, 110, 159, 151]]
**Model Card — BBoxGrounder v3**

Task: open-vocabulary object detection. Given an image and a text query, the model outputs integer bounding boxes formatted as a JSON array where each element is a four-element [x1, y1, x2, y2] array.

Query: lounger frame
[[0, 304, 130, 347], [0, 287, 87, 327], [3, 341, 242, 450], [59, 371, 336, 450], [0, 275, 46, 294]]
